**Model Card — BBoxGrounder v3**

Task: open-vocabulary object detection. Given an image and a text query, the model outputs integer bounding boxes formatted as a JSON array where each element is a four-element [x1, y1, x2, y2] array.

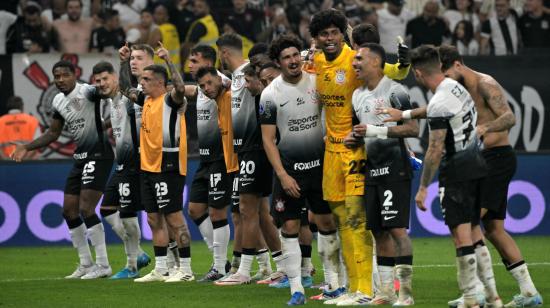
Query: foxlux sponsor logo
[[294, 159, 321, 171], [200, 148, 210, 155], [288, 115, 319, 132], [370, 167, 389, 177]]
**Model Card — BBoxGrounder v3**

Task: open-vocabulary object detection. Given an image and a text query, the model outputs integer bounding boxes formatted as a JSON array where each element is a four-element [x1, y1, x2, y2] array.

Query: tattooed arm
[[415, 128, 446, 211], [118, 44, 139, 102], [157, 42, 187, 110], [477, 78, 516, 135]]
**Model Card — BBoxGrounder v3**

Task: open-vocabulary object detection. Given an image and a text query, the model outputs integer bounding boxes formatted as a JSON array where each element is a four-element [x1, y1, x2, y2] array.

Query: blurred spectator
[[406, 1, 450, 48], [0, 1, 18, 14], [51, 0, 94, 53], [224, 0, 264, 42], [41, 0, 66, 30], [182, 0, 219, 67], [285, 0, 324, 28], [377, 0, 415, 54], [480, 0, 520, 55], [153, 3, 181, 71], [133, 8, 162, 46], [113, 0, 142, 29], [444, 0, 481, 33], [257, 3, 293, 42], [6, 3, 50, 53], [89, 9, 125, 54], [169, 0, 196, 44], [519, 0, 550, 47], [452, 20, 480, 54], [0, 10, 17, 54], [0, 96, 40, 160], [405, 0, 444, 15], [223, 19, 254, 58]]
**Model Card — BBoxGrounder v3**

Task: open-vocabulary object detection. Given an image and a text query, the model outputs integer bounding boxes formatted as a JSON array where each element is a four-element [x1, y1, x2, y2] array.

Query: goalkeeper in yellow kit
[[308, 9, 410, 304]]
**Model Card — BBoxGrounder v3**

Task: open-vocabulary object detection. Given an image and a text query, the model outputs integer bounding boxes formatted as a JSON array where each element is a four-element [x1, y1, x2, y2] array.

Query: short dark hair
[[99, 8, 119, 21], [242, 64, 257, 77], [259, 62, 279, 74], [24, 4, 41, 15], [196, 66, 218, 80], [143, 64, 168, 86], [131, 44, 154, 58], [7, 96, 24, 110], [439, 44, 464, 72], [309, 9, 347, 38], [191, 45, 217, 64], [359, 43, 386, 69], [141, 8, 153, 15], [248, 43, 269, 59], [410, 45, 441, 74], [353, 23, 380, 45], [269, 34, 303, 61], [65, 0, 82, 8], [52, 60, 76, 74], [92, 61, 115, 75], [216, 33, 242, 51]]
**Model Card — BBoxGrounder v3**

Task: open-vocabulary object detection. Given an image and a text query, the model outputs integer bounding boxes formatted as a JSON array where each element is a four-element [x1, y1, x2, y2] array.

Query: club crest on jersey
[[69, 97, 83, 111], [335, 69, 346, 85], [275, 199, 285, 212], [232, 76, 243, 88]]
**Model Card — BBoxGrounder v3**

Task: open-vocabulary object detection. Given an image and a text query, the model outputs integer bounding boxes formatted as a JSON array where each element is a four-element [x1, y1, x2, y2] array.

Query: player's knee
[[315, 214, 337, 231], [79, 207, 96, 218], [62, 207, 79, 220]]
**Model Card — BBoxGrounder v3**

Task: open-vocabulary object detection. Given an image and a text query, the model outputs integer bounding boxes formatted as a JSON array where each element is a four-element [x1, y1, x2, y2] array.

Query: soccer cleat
[[214, 272, 251, 286], [64, 263, 95, 279], [269, 276, 289, 288], [504, 293, 543, 308], [311, 287, 346, 300], [449, 293, 486, 308], [287, 292, 306, 306], [165, 269, 195, 282], [325, 293, 353, 305], [198, 268, 224, 282], [134, 269, 167, 282], [337, 292, 372, 306], [137, 252, 151, 270], [368, 293, 397, 306], [392, 296, 415, 307], [302, 276, 313, 288], [485, 297, 504, 308], [110, 267, 139, 279], [251, 268, 272, 281], [257, 271, 286, 284], [81, 264, 112, 279]]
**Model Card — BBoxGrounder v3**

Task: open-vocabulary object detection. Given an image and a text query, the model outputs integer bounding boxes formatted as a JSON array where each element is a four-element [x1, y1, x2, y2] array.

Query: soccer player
[[93, 61, 151, 279], [258, 62, 281, 87], [120, 43, 193, 283], [259, 34, 341, 306], [215, 33, 284, 286], [345, 43, 418, 306], [11, 60, 113, 279], [410, 45, 499, 308]]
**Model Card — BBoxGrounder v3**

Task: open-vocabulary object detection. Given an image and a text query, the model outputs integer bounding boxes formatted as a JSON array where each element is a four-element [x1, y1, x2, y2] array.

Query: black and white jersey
[[352, 76, 412, 185], [427, 78, 487, 184], [231, 62, 262, 153], [107, 93, 141, 172], [260, 72, 324, 174], [52, 83, 114, 161]]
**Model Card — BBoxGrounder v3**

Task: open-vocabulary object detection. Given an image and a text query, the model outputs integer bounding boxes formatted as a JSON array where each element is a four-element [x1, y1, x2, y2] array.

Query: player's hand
[[353, 124, 367, 137], [156, 41, 170, 61], [377, 107, 403, 122], [10, 144, 28, 162], [119, 42, 130, 62], [344, 132, 360, 148], [476, 124, 489, 137], [397, 36, 410, 69], [415, 186, 427, 211], [279, 173, 301, 198]]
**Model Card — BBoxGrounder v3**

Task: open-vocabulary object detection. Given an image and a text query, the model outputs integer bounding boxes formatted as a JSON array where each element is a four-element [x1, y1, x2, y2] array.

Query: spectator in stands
[[257, 3, 293, 42], [377, 0, 415, 54], [0, 96, 40, 160], [224, 0, 264, 43], [133, 8, 162, 46], [480, 0, 520, 55], [41, 0, 66, 30], [444, 0, 481, 33], [0, 10, 17, 54], [113, 0, 142, 30], [452, 20, 479, 54], [406, 1, 450, 48], [51, 0, 94, 54], [89, 9, 125, 54], [153, 3, 181, 71], [6, 3, 50, 53], [182, 0, 219, 66], [169, 0, 196, 44], [519, 0, 550, 47]]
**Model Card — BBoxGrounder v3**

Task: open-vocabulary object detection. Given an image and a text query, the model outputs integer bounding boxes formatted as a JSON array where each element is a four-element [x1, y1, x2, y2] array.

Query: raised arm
[[157, 42, 186, 108], [11, 116, 64, 162], [477, 78, 516, 136], [118, 43, 139, 102]]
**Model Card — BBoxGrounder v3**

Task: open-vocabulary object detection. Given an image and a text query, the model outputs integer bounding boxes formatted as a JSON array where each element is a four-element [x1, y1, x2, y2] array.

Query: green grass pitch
[[1, 236, 548, 307]]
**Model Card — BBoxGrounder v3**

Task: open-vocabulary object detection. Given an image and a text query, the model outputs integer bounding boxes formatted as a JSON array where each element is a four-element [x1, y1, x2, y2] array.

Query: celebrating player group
[[11, 8, 542, 308]]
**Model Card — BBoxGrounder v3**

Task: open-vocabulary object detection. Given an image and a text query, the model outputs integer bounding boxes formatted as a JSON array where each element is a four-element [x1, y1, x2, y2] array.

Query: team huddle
[[11, 8, 543, 308]]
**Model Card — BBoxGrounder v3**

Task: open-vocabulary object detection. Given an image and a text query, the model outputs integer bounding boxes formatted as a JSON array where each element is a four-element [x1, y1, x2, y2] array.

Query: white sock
[[103, 211, 126, 241], [167, 241, 179, 268], [257, 249, 272, 273], [122, 217, 140, 270], [509, 263, 538, 297], [457, 250, 478, 305], [213, 223, 230, 274], [396, 264, 413, 300], [237, 251, 254, 277], [475, 244, 499, 301], [272, 251, 286, 273], [87, 222, 109, 267], [378, 265, 395, 296], [282, 236, 304, 295], [155, 256, 168, 274], [301, 257, 312, 277], [318, 232, 340, 291], [69, 223, 93, 266], [179, 257, 192, 273], [198, 216, 214, 252], [373, 254, 381, 296]]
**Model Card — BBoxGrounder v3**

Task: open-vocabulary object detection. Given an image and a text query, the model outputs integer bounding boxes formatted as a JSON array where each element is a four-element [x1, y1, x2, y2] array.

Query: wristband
[[402, 110, 412, 120], [365, 125, 388, 139]]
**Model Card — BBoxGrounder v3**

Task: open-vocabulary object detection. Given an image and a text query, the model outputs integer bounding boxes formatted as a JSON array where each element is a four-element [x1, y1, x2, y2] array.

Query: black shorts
[[479, 146, 516, 221], [365, 180, 411, 230], [237, 150, 272, 196], [439, 179, 481, 228], [64, 159, 113, 195], [271, 169, 331, 224], [141, 171, 185, 214], [272, 202, 309, 228], [231, 176, 240, 213], [189, 160, 235, 209], [101, 168, 143, 213]]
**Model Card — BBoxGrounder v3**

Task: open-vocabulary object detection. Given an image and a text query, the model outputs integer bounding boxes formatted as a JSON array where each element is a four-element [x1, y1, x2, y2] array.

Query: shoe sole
[[215, 281, 251, 286]]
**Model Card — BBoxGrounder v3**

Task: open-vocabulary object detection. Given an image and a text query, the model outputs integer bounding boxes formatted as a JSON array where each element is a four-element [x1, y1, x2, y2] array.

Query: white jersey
[[352, 76, 412, 184], [427, 78, 486, 183], [107, 93, 142, 172]]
